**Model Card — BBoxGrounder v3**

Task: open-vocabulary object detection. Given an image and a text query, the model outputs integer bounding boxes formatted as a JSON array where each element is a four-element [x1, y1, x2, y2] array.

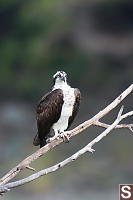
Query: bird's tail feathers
[[33, 133, 40, 146], [33, 133, 47, 148]]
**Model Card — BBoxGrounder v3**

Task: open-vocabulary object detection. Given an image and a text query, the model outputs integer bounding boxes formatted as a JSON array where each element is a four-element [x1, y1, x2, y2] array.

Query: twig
[[0, 106, 132, 193], [26, 165, 35, 171], [129, 126, 133, 133], [94, 121, 133, 130], [0, 84, 133, 188]]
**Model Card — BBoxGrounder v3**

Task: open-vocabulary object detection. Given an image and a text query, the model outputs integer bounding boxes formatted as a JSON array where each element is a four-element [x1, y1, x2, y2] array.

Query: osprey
[[33, 71, 81, 148]]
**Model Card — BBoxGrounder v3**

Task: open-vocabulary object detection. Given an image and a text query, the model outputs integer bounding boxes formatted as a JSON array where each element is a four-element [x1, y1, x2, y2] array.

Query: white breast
[[52, 82, 75, 134]]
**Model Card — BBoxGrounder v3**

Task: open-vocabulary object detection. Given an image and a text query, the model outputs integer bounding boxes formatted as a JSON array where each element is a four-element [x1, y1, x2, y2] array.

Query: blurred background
[[0, 0, 133, 199]]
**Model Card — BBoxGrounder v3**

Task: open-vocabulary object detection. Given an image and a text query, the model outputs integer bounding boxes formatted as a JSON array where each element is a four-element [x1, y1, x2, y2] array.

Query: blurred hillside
[[0, 0, 133, 199]]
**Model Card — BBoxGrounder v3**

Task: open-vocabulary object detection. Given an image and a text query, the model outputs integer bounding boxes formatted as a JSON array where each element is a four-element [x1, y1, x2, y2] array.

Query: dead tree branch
[[0, 84, 133, 193], [0, 106, 133, 194], [94, 121, 133, 131]]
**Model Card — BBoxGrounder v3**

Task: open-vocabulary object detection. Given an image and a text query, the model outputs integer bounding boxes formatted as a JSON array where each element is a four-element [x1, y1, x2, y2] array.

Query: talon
[[46, 135, 60, 143], [56, 135, 60, 140], [60, 131, 70, 143], [46, 138, 51, 143], [65, 131, 71, 137]]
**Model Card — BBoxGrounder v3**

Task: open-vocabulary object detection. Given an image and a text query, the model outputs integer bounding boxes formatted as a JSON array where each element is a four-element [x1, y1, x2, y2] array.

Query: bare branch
[[0, 106, 133, 194], [121, 110, 133, 120], [0, 84, 133, 189], [129, 126, 133, 133], [70, 84, 133, 136], [94, 121, 133, 130], [25, 165, 35, 171]]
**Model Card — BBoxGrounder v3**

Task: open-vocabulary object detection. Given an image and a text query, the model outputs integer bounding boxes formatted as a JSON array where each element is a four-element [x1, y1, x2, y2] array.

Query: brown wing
[[67, 88, 81, 129], [34, 89, 64, 147]]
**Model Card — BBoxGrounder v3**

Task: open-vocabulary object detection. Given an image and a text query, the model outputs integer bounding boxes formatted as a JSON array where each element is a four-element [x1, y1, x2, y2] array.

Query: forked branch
[[0, 84, 133, 194], [0, 106, 133, 194]]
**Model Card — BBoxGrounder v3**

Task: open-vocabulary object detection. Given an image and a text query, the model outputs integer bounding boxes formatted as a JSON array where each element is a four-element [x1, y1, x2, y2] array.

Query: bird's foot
[[46, 131, 71, 143], [46, 135, 60, 143], [46, 138, 51, 143], [60, 131, 71, 143]]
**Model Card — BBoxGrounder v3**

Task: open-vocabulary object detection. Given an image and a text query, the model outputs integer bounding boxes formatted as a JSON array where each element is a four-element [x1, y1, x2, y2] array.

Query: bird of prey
[[33, 71, 81, 148]]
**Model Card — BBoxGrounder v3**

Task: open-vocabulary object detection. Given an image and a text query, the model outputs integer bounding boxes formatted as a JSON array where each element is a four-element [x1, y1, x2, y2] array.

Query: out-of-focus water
[[7, 188, 117, 200]]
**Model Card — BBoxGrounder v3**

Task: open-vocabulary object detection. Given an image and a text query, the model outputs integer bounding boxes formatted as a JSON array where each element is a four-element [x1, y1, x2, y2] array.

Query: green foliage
[[0, 0, 133, 100]]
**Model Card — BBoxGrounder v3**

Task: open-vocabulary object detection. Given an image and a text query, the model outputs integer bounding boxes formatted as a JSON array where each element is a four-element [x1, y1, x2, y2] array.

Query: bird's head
[[53, 71, 67, 85]]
